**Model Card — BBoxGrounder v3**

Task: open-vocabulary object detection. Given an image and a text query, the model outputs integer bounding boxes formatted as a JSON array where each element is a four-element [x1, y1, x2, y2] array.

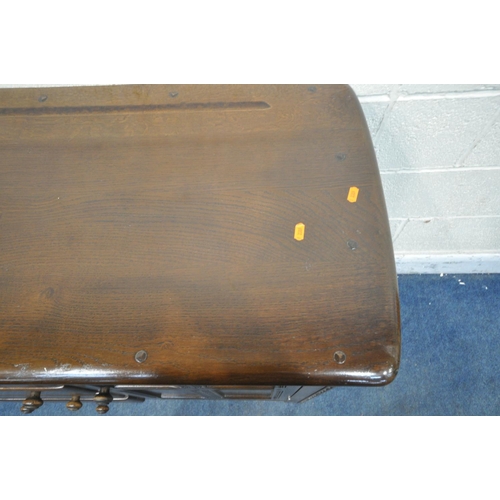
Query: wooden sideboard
[[0, 85, 400, 414]]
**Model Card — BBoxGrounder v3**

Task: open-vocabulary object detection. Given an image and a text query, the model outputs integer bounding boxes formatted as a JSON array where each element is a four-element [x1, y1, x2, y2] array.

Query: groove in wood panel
[[0, 101, 271, 116]]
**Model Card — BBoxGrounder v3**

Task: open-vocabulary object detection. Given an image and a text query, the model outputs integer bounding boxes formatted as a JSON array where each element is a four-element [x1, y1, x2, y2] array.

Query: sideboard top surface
[[0, 85, 400, 386]]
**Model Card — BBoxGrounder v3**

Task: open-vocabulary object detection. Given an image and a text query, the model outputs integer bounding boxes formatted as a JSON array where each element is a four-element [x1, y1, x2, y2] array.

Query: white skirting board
[[395, 254, 500, 274]]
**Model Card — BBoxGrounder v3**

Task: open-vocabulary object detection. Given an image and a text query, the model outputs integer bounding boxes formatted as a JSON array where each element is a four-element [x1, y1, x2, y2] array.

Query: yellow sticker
[[348, 187, 360, 203], [294, 223, 305, 241]]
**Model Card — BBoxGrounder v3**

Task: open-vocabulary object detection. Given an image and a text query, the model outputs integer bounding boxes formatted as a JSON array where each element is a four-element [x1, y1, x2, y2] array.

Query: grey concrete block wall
[[354, 84, 500, 258], [2, 84, 500, 263]]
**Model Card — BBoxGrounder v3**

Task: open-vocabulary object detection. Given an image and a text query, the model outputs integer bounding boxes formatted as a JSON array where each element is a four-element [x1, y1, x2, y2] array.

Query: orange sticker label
[[348, 187, 360, 203], [294, 223, 305, 241]]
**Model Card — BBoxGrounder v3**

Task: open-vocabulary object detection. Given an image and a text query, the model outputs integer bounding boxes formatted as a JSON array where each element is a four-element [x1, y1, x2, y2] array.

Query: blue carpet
[[1, 274, 499, 416]]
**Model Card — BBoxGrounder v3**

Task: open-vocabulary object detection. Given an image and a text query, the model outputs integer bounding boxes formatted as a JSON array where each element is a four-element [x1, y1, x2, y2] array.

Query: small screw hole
[[135, 350, 148, 364], [334, 351, 346, 364], [347, 240, 358, 251]]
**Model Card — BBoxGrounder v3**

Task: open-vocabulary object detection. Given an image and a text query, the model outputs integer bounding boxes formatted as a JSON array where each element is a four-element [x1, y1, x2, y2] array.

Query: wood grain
[[0, 85, 400, 387]]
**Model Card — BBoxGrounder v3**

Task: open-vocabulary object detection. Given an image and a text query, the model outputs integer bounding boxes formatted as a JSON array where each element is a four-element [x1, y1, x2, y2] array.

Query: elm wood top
[[0, 85, 400, 386]]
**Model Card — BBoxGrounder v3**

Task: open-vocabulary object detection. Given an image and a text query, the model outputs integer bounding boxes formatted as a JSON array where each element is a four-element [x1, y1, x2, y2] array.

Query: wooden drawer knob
[[96, 405, 110, 415], [21, 391, 44, 415], [94, 388, 113, 415], [66, 395, 83, 412]]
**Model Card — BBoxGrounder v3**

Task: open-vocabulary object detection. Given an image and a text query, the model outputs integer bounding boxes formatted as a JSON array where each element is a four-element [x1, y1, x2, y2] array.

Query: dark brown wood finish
[[0, 85, 400, 389]]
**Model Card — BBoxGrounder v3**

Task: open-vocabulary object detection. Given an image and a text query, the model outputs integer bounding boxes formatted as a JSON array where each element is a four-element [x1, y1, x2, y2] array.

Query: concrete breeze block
[[360, 101, 388, 139], [464, 117, 500, 168], [381, 169, 500, 219], [375, 96, 500, 170], [401, 84, 500, 95], [393, 216, 500, 253]]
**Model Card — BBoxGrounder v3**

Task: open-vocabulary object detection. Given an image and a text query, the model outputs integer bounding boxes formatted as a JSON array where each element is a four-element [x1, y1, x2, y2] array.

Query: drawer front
[[0, 385, 330, 413]]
